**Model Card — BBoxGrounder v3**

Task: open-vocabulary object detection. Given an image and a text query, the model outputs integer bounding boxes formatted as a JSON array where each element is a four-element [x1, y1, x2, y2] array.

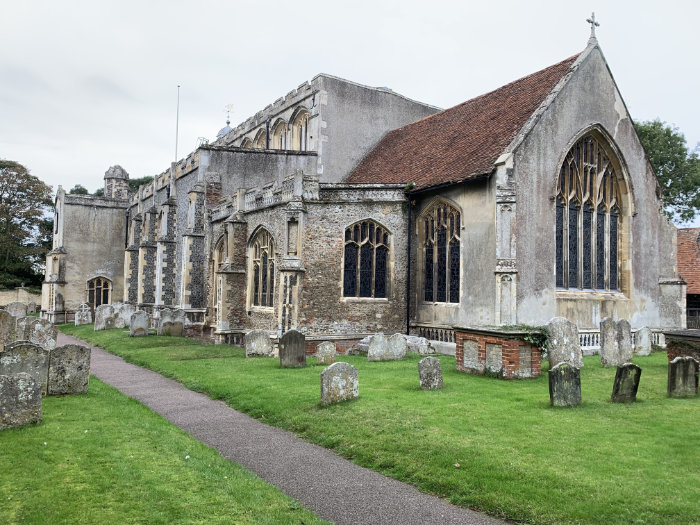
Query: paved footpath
[[59, 333, 503, 525]]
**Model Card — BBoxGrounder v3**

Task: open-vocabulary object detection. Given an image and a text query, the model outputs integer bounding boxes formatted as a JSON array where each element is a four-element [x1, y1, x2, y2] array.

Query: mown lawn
[[0, 377, 328, 525], [60, 324, 700, 524]]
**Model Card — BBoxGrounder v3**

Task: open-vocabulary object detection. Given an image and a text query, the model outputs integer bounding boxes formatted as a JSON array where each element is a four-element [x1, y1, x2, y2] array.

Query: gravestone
[[112, 303, 137, 329], [0, 310, 16, 350], [74, 303, 92, 326], [316, 341, 337, 365], [48, 344, 91, 395], [406, 335, 434, 355], [5, 302, 28, 318], [462, 339, 483, 371], [0, 373, 42, 430], [368, 333, 406, 361], [548, 362, 581, 407], [0, 341, 50, 396], [616, 320, 634, 363], [367, 333, 387, 361], [16, 317, 57, 350], [600, 317, 619, 367], [547, 317, 584, 368], [611, 363, 642, 403], [634, 327, 652, 356], [280, 329, 306, 368], [158, 308, 185, 336], [667, 356, 699, 398], [244, 329, 273, 357], [418, 356, 443, 390], [129, 311, 149, 337], [320, 362, 358, 405], [94, 304, 115, 331]]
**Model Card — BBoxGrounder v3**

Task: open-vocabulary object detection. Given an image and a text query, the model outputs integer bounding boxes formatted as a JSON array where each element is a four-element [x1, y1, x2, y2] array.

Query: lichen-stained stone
[[74, 303, 92, 326], [599, 317, 618, 367], [0, 341, 50, 396], [112, 303, 137, 329], [94, 304, 115, 331], [462, 339, 483, 371], [321, 362, 358, 405], [279, 329, 306, 368], [547, 317, 583, 368], [548, 362, 581, 407], [245, 329, 273, 357], [4, 302, 28, 319], [15, 317, 57, 351], [0, 373, 42, 430], [368, 333, 406, 361], [406, 335, 434, 355], [484, 343, 503, 375], [611, 363, 641, 403], [418, 356, 443, 390], [616, 320, 634, 364], [667, 356, 699, 398], [48, 344, 91, 395], [634, 327, 653, 356], [0, 311, 16, 351], [129, 311, 149, 337], [158, 308, 185, 337], [316, 341, 337, 365]]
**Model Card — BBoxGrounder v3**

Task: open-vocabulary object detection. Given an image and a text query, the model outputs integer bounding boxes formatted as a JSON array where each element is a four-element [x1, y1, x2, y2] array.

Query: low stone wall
[[455, 327, 542, 379], [0, 288, 41, 307]]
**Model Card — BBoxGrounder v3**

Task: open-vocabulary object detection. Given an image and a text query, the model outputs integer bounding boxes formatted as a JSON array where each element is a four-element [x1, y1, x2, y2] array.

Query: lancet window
[[271, 120, 287, 149], [291, 109, 310, 151], [556, 134, 624, 291], [343, 220, 390, 298], [87, 277, 111, 309], [250, 229, 275, 307], [422, 201, 461, 303]]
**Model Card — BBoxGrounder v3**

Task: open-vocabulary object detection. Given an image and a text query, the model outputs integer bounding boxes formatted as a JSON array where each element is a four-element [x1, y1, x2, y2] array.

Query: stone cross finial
[[587, 12, 600, 40]]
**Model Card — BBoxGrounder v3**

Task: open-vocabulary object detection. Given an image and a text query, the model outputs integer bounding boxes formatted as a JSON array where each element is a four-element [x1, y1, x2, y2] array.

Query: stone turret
[[104, 165, 130, 200]]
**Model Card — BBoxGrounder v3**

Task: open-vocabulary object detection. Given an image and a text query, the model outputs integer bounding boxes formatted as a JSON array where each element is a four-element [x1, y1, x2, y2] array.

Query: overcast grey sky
[[1, 0, 698, 223]]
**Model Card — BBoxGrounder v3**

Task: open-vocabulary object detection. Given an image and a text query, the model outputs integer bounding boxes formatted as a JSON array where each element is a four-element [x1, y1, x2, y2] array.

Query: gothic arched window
[[271, 119, 287, 149], [87, 277, 111, 309], [343, 220, 389, 298], [250, 229, 275, 307], [240, 137, 253, 148], [556, 134, 625, 291], [422, 201, 461, 303], [254, 129, 267, 149], [290, 109, 310, 151]]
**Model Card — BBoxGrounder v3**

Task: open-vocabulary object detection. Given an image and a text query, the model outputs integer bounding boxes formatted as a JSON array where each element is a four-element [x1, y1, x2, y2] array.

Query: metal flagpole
[[175, 84, 181, 162]]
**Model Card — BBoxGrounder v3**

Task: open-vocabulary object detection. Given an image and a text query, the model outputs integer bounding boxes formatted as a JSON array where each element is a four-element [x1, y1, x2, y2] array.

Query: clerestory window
[[250, 229, 275, 307], [555, 134, 625, 291], [422, 201, 461, 303], [343, 220, 389, 298]]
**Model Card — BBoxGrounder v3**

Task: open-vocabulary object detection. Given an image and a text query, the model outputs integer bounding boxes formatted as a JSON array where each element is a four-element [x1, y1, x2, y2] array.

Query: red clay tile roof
[[678, 227, 700, 294], [346, 54, 580, 190]]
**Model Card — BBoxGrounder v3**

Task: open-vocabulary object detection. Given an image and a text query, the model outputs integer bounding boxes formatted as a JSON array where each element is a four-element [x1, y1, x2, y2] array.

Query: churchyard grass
[[59, 324, 700, 524], [0, 376, 328, 525]]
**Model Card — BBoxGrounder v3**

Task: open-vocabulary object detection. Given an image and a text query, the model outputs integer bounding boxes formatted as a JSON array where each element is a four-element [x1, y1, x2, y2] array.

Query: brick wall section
[[678, 228, 700, 294], [455, 329, 542, 379]]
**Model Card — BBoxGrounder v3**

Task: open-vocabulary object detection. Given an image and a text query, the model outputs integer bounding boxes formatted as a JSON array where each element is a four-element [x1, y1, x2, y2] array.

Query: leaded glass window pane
[[582, 204, 592, 289], [261, 253, 268, 306], [250, 229, 275, 307], [596, 211, 605, 289], [610, 210, 618, 290], [568, 202, 579, 288], [424, 240, 433, 302], [422, 202, 460, 304], [437, 225, 447, 302], [343, 243, 358, 296], [253, 263, 260, 306], [359, 243, 373, 297], [343, 220, 390, 298], [556, 199, 564, 287], [269, 263, 275, 307], [375, 245, 387, 298], [449, 238, 459, 303]]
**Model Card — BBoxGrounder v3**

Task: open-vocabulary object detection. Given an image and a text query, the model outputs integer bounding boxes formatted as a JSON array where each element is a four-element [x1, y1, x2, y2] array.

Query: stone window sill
[[340, 297, 390, 303], [555, 289, 627, 299]]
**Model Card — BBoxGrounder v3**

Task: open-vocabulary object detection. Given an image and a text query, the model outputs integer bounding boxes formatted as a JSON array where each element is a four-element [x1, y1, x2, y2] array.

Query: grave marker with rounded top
[[48, 344, 91, 395], [316, 341, 337, 365], [320, 362, 358, 405], [548, 362, 581, 407], [158, 308, 185, 336], [611, 363, 641, 403], [244, 329, 274, 357], [0, 372, 42, 430], [129, 311, 149, 337], [16, 317, 57, 351], [667, 356, 699, 398], [0, 341, 49, 396], [418, 356, 443, 390], [280, 329, 306, 368], [4, 302, 28, 319]]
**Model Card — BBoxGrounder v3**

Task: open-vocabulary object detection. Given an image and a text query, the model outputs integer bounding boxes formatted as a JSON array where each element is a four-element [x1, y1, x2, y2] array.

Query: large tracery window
[[556, 134, 625, 291], [87, 277, 111, 309], [250, 229, 275, 307], [422, 201, 461, 303], [343, 220, 389, 298]]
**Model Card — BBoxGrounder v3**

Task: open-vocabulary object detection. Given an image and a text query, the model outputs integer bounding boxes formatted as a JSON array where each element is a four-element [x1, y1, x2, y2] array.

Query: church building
[[42, 34, 686, 349]]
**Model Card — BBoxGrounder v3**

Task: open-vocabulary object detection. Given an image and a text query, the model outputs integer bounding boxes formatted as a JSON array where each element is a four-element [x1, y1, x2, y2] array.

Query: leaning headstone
[[129, 311, 149, 337], [94, 304, 115, 331], [546, 317, 583, 368], [634, 327, 652, 356], [316, 341, 337, 365], [74, 303, 92, 326], [600, 317, 619, 367], [406, 335, 434, 355], [48, 344, 91, 395], [245, 329, 274, 357], [5, 302, 28, 319], [0, 373, 42, 430], [367, 333, 388, 361], [280, 329, 306, 368], [158, 308, 185, 336], [611, 363, 642, 403], [16, 317, 57, 350], [0, 311, 16, 350], [667, 356, 699, 398], [548, 362, 581, 407], [418, 356, 443, 390], [616, 320, 634, 364], [0, 341, 50, 396], [320, 362, 358, 405]]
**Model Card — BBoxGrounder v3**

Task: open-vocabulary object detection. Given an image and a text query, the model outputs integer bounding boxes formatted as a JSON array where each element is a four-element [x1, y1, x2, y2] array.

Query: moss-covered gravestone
[[321, 362, 358, 405], [0, 341, 49, 396], [668, 356, 699, 398], [548, 362, 581, 407], [48, 344, 91, 395], [280, 329, 306, 368], [0, 373, 42, 430], [611, 363, 641, 403]]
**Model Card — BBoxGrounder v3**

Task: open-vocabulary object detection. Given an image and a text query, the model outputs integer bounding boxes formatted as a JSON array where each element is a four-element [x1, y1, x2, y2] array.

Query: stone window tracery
[[556, 134, 625, 291], [87, 277, 111, 309], [250, 229, 275, 307], [422, 201, 460, 303], [271, 120, 287, 149], [254, 129, 267, 149], [240, 137, 253, 148], [343, 220, 389, 299], [291, 109, 310, 151]]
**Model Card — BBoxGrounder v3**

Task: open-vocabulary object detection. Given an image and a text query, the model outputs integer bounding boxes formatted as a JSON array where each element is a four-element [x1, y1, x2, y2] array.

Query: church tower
[[104, 165, 130, 200]]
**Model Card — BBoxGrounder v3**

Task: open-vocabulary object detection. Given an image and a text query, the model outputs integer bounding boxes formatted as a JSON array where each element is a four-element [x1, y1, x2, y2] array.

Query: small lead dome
[[216, 118, 233, 139]]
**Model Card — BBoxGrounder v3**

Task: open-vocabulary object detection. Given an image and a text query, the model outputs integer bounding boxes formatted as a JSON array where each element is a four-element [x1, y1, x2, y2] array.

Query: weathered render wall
[[512, 46, 683, 329]]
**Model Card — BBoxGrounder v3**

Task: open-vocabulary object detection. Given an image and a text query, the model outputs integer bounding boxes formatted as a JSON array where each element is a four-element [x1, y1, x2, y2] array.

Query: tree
[[634, 120, 700, 224], [0, 160, 53, 289], [128, 175, 154, 194], [68, 184, 89, 195]]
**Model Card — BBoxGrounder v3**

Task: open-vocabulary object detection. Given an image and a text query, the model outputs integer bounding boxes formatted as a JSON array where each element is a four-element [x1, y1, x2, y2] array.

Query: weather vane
[[586, 12, 600, 40]]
